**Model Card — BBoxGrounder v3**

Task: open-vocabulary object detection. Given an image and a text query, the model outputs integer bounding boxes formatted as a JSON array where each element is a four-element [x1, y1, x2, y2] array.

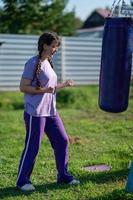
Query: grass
[[0, 85, 133, 200]]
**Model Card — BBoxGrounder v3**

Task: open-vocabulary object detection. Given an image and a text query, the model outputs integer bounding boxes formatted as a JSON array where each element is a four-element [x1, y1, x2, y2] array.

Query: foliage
[[0, 0, 80, 36], [0, 86, 99, 111]]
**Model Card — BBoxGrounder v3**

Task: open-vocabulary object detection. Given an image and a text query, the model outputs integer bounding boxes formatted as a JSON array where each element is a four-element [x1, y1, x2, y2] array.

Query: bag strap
[[108, 0, 122, 17]]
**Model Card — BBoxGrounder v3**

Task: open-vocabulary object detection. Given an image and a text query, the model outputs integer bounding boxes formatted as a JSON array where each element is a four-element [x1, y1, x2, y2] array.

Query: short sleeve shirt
[[22, 56, 57, 116]]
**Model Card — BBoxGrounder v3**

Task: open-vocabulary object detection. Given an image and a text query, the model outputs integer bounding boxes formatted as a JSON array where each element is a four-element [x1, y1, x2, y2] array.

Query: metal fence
[[0, 33, 132, 91]]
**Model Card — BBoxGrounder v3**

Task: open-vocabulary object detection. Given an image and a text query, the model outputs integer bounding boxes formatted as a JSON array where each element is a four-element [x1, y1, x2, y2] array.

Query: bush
[[57, 85, 99, 110], [57, 89, 77, 108], [0, 86, 99, 111], [0, 92, 24, 110]]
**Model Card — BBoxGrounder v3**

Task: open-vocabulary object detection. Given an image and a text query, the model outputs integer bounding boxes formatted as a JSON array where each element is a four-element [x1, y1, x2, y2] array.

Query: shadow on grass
[[89, 189, 133, 200], [0, 169, 129, 199], [79, 168, 128, 184], [0, 182, 69, 199]]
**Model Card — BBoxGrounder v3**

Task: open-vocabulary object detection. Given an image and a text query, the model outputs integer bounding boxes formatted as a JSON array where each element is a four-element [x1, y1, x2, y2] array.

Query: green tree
[[0, 0, 79, 36], [0, 0, 19, 33]]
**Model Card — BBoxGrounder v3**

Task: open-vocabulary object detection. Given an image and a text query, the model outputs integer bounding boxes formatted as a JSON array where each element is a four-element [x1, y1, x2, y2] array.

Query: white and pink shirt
[[22, 56, 57, 116]]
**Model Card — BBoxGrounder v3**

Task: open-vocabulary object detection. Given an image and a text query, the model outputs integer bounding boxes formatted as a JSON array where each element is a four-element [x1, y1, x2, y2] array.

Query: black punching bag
[[99, 17, 132, 113]]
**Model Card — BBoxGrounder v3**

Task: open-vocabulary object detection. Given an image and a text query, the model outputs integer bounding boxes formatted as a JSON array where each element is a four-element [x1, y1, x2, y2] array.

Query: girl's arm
[[56, 80, 75, 90], [20, 78, 54, 94]]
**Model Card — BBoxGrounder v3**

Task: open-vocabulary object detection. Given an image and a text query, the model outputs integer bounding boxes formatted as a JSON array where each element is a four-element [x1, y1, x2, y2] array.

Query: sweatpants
[[16, 111, 73, 187]]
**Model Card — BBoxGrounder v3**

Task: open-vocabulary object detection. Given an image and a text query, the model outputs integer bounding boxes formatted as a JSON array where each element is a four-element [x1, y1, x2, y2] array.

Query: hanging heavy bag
[[99, 2, 133, 113]]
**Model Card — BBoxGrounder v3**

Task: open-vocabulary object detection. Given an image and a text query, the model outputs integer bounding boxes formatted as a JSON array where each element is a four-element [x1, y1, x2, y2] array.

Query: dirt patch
[[68, 135, 89, 145]]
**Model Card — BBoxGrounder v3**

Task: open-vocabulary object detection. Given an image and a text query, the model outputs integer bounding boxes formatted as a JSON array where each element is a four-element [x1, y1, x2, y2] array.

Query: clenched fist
[[64, 80, 75, 87], [45, 87, 55, 93]]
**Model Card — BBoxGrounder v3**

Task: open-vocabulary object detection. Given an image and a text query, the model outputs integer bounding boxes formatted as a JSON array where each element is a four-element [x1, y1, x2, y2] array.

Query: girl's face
[[43, 40, 59, 57]]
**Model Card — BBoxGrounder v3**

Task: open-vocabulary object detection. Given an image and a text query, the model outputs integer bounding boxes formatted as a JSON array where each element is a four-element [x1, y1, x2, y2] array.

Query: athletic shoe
[[68, 179, 80, 185], [18, 183, 35, 191]]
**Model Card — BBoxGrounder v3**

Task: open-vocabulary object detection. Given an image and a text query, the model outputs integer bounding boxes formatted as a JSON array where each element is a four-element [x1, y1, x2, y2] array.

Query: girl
[[16, 32, 79, 191]]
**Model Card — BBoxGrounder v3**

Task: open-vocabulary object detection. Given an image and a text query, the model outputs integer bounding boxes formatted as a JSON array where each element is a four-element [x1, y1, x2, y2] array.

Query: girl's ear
[[43, 44, 48, 50]]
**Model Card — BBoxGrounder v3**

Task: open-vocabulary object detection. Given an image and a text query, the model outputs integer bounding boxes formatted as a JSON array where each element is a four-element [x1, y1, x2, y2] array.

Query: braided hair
[[34, 32, 60, 89]]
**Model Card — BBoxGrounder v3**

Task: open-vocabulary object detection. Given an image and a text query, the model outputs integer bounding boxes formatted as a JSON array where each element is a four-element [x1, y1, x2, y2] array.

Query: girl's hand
[[64, 80, 75, 87], [45, 87, 55, 93]]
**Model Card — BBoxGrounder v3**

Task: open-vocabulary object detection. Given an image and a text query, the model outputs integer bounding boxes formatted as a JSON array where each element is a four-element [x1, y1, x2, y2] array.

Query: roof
[[96, 8, 110, 18], [77, 26, 104, 38], [81, 8, 110, 29], [77, 26, 104, 33]]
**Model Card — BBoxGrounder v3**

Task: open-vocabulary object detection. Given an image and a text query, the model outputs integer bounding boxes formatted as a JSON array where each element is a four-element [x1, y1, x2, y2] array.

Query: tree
[[0, 0, 79, 36]]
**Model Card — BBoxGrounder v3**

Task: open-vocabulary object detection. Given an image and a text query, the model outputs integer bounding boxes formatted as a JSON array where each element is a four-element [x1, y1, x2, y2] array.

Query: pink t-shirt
[[22, 56, 57, 116]]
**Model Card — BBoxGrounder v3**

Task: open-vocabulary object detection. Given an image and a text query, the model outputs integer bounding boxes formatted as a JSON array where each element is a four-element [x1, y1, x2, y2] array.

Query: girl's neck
[[40, 51, 49, 61]]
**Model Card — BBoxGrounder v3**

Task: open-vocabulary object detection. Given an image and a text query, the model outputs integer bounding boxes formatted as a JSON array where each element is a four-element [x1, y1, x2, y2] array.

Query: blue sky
[[0, 0, 131, 21]]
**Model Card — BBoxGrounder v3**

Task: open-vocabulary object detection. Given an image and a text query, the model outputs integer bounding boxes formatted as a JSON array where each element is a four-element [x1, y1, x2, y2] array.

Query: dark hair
[[34, 31, 60, 89]]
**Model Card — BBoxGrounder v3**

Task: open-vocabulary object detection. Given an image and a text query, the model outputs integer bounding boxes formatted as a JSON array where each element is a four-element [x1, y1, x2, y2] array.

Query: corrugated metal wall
[[0, 33, 132, 91], [62, 37, 102, 85], [0, 34, 38, 91]]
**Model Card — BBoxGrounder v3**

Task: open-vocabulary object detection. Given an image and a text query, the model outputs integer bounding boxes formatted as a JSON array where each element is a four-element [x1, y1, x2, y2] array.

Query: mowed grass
[[0, 85, 133, 200]]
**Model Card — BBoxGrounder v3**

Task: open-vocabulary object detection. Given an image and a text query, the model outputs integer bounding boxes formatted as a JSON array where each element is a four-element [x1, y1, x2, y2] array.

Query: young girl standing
[[16, 32, 79, 191]]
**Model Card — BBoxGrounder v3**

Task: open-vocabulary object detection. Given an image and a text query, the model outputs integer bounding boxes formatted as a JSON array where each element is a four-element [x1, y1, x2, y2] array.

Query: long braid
[[35, 60, 42, 89], [33, 50, 43, 89], [36, 51, 42, 89]]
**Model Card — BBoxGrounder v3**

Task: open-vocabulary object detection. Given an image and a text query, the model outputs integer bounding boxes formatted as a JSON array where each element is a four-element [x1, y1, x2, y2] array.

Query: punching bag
[[99, 17, 132, 113]]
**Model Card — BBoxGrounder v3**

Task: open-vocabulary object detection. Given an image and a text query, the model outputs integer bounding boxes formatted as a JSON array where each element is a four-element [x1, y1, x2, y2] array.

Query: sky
[[66, 0, 131, 20], [0, 0, 131, 21]]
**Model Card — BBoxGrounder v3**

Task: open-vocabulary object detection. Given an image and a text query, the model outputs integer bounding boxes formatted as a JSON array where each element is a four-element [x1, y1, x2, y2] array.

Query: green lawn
[[0, 85, 133, 200]]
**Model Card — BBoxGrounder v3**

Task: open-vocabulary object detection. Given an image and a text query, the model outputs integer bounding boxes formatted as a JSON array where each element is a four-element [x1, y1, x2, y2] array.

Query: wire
[[109, 0, 123, 17]]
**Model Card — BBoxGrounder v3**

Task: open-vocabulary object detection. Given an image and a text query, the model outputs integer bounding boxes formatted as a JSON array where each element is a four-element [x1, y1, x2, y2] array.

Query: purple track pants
[[16, 111, 73, 187]]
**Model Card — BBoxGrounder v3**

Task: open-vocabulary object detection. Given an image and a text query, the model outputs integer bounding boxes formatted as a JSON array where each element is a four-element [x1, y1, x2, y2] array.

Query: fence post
[[61, 37, 65, 82]]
